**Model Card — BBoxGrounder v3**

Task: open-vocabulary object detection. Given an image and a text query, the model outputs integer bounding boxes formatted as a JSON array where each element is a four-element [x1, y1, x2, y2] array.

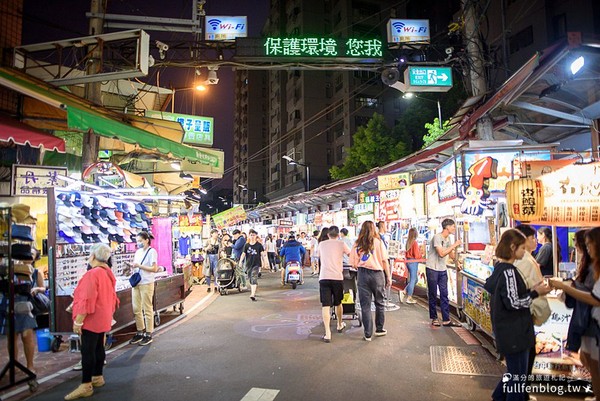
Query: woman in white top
[[128, 231, 158, 346], [265, 234, 277, 271]]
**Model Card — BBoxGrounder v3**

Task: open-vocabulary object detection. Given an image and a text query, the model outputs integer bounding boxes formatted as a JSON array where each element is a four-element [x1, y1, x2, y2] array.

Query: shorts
[[247, 265, 260, 285], [319, 280, 344, 307]]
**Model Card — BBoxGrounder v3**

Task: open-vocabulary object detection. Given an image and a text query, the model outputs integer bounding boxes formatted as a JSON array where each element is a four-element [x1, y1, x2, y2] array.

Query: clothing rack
[[0, 206, 37, 392]]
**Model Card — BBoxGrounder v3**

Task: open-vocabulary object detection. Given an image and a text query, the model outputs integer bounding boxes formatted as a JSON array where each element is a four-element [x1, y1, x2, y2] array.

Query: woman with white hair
[[64, 244, 118, 400]]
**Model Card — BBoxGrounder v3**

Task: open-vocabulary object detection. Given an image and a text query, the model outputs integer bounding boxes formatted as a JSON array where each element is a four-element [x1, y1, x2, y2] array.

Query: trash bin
[[36, 328, 52, 352]]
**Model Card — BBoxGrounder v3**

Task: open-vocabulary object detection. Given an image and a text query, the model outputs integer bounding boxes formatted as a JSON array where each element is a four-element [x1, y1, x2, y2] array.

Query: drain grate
[[430, 346, 505, 377]]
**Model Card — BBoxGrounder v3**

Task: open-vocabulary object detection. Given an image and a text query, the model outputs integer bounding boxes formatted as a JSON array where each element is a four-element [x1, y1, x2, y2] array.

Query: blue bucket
[[36, 328, 52, 352]]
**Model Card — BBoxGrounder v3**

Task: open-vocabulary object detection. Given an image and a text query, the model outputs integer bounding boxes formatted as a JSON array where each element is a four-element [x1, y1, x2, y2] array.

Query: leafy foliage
[[423, 118, 452, 148]]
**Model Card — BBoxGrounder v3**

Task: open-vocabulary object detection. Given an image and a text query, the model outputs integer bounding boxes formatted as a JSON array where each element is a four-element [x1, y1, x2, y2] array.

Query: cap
[[96, 196, 116, 209], [127, 202, 138, 215], [59, 223, 76, 237], [57, 193, 72, 206], [11, 224, 34, 242]]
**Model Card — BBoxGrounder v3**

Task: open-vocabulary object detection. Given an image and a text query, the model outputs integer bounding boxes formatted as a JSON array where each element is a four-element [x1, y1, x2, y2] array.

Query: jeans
[[357, 268, 386, 338], [426, 268, 449, 321], [132, 282, 155, 333], [267, 252, 277, 269], [206, 254, 219, 286], [492, 349, 529, 401], [405, 261, 419, 296], [80, 329, 105, 383]]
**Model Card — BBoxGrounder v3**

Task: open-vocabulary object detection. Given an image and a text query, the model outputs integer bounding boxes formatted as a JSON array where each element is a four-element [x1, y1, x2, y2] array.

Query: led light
[[170, 162, 181, 170], [570, 56, 584, 75]]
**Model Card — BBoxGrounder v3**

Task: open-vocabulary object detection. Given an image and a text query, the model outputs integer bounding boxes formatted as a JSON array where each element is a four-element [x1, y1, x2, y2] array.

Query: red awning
[[0, 115, 66, 153]]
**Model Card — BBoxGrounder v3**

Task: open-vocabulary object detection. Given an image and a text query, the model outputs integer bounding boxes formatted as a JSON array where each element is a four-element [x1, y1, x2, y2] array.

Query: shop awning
[[0, 115, 66, 152], [0, 67, 215, 164]]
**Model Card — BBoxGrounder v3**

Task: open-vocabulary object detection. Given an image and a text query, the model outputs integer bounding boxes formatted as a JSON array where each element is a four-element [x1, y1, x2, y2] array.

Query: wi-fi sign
[[207, 19, 221, 30], [392, 21, 405, 33]]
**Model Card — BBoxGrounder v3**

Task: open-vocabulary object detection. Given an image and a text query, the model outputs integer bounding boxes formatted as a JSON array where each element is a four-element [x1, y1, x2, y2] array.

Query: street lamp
[[282, 155, 310, 192], [171, 85, 207, 115], [403, 93, 442, 129]]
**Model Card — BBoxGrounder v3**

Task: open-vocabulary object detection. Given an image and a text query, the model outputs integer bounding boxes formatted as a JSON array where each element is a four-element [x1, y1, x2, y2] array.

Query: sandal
[[337, 322, 347, 333], [442, 321, 461, 327], [322, 335, 331, 343], [431, 319, 441, 327]]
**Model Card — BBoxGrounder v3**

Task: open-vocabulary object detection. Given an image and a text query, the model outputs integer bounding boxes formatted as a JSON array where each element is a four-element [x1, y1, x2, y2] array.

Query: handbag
[[129, 248, 151, 288], [31, 292, 51, 315]]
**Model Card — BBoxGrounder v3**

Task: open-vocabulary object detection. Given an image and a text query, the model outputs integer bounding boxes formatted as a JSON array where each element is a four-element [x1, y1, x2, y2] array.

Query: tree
[[330, 113, 409, 180], [422, 118, 452, 148]]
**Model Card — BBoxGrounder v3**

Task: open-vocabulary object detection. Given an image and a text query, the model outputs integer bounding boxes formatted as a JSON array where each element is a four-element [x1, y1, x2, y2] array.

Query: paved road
[[27, 270, 582, 401]]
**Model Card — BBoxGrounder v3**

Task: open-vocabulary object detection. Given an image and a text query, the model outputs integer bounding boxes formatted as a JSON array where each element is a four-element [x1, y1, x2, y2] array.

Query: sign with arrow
[[408, 66, 452, 87]]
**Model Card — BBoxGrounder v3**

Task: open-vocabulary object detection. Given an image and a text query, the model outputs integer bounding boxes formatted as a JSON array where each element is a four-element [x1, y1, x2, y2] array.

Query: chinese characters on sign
[[145, 110, 214, 147], [212, 206, 247, 230], [12, 165, 67, 196], [377, 172, 411, 191], [263, 37, 383, 58]]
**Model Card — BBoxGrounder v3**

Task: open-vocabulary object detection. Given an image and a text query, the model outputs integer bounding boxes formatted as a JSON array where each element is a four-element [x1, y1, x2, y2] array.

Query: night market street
[[4, 269, 584, 401]]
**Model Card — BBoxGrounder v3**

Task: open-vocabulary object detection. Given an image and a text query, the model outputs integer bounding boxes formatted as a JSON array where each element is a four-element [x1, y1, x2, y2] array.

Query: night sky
[[21, 0, 270, 190]]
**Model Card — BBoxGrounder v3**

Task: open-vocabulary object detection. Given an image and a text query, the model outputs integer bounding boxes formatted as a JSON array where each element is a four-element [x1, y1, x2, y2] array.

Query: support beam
[[512, 101, 593, 125]]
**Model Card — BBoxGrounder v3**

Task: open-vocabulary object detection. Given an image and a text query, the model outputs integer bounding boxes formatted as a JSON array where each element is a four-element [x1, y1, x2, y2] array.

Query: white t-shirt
[[265, 239, 276, 253], [134, 247, 158, 285], [318, 239, 351, 281]]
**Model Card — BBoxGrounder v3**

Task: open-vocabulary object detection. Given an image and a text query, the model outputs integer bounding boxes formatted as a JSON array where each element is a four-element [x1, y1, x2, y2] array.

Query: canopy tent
[[0, 115, 66, 152], [0, 67, 221, 169]]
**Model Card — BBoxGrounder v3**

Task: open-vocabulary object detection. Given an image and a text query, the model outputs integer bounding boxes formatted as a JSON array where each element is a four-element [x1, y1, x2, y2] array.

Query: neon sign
[[263, 37, 383, 58]]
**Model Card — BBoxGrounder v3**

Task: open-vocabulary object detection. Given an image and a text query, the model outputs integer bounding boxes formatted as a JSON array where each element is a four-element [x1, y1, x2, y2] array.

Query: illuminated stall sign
[[12, 165, 67, 196], [145, 110, 214, 147], [263, 37, 383, 58], [212, 205, 247, 229], [459, 156, 498, 216], [204, 16, 247, 41], [386, 19, 430, 44], [531, 162, 600, 226], [377, 172, 410, 190], [436, 157, 457, 202], [398, 183, 426, 218], [353, 202, 374, 216], [358, 191, 380, 204], [379, 190, 401, 221]]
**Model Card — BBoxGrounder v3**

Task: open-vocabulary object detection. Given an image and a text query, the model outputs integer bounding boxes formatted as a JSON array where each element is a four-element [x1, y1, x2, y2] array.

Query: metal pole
[[305, 164, 310, 192], [437, 100, 442, 129], [171, 88, 175, 113]]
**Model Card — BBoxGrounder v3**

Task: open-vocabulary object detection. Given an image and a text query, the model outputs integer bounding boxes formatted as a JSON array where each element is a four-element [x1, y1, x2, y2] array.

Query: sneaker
[[129, 333, 144, 345], [363, 336, 372, 342], [250, 296, 257, 302], [406, 296, 417, 304], [375, 329, 387, 337], [206, 288, 211, 293], [139, 334, 153, 346], [72, 360, 82, 371]]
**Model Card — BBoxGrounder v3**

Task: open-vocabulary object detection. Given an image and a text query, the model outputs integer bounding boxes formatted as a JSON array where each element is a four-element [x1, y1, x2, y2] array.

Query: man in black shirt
[[239, 229, 265, 302]]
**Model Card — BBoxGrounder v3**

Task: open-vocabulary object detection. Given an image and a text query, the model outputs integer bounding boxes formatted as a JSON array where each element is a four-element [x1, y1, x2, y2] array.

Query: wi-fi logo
[[392, 21, 405, 33], [207, 19, 221, 30]]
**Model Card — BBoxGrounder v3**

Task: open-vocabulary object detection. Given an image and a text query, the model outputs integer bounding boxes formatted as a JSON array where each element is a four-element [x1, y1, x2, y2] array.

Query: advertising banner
[[436, 157, 457, 202], [531, 162, 600, 226], [212, 205, 247, 229]]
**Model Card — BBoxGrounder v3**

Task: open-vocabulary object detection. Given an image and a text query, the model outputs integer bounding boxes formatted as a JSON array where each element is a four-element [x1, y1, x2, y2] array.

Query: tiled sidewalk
[[0, 283, 215, 400]]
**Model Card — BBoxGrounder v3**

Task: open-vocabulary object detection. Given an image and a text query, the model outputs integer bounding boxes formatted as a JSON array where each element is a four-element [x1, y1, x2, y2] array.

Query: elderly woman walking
[[64, 244, 118, 400]]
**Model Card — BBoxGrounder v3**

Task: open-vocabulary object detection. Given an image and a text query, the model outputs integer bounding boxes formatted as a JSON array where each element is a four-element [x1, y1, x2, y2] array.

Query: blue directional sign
[[408, 67, 452, 87]]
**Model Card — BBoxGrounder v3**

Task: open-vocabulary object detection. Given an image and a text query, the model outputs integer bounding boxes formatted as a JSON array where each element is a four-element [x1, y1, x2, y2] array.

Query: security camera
[[205, 67, 219, 84], [445, 47, 454, 55], [155, 41, 169, 52]]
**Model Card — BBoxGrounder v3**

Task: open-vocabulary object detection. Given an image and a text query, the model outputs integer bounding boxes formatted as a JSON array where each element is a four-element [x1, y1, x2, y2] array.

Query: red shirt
[[72, 265, 119, 333], [406, 240, 422, 260]]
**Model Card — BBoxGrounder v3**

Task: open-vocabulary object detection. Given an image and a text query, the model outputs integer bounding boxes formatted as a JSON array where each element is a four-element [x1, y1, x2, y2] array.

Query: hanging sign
[[354, 202, 374, 216], [145, 110, 214, 148], [204, 16, 248, 41], [506, 178, 544, 222], [262, 37, 383, 58], [377, 172, 410, 191], [212, 205, 247, 229], [459, 156, 498, 216], [386, 19, 430, 44], [358, 191, 380, 204], [12, 165, 67, 196]]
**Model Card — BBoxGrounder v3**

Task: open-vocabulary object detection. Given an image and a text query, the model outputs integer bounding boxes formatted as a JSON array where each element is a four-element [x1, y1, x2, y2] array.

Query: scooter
[[284, 261, 303, 289]]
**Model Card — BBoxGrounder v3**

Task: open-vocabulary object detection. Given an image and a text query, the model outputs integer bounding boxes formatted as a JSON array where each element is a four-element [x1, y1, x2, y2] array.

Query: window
[[335, 73, 343, 92], [552, 14, 567, 41], [336, 145, 345, 161], [334, 121, 344, 138], [355, 96, 378, 109], [326, 148, 333, 165], [509, 26, 533, 54]]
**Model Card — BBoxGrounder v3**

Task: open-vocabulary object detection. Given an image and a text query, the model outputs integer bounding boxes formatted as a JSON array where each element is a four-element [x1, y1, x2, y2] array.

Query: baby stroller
[[216, 258, 243, 295], [332, 268, 361, 327]]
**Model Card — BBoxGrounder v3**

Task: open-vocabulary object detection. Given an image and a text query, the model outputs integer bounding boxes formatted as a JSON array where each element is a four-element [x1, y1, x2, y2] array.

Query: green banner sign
[[408, 66, 452, 87], [145, 110, 214, 147], [263, 37, 382, 58]]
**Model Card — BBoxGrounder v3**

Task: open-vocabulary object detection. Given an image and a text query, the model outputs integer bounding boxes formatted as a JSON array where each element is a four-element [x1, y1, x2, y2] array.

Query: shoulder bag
[[129, 248, 151, 288]]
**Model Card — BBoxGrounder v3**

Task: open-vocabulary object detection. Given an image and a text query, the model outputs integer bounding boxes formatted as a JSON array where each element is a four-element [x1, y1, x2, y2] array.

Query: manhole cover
[[430, 346, 505, 377]]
